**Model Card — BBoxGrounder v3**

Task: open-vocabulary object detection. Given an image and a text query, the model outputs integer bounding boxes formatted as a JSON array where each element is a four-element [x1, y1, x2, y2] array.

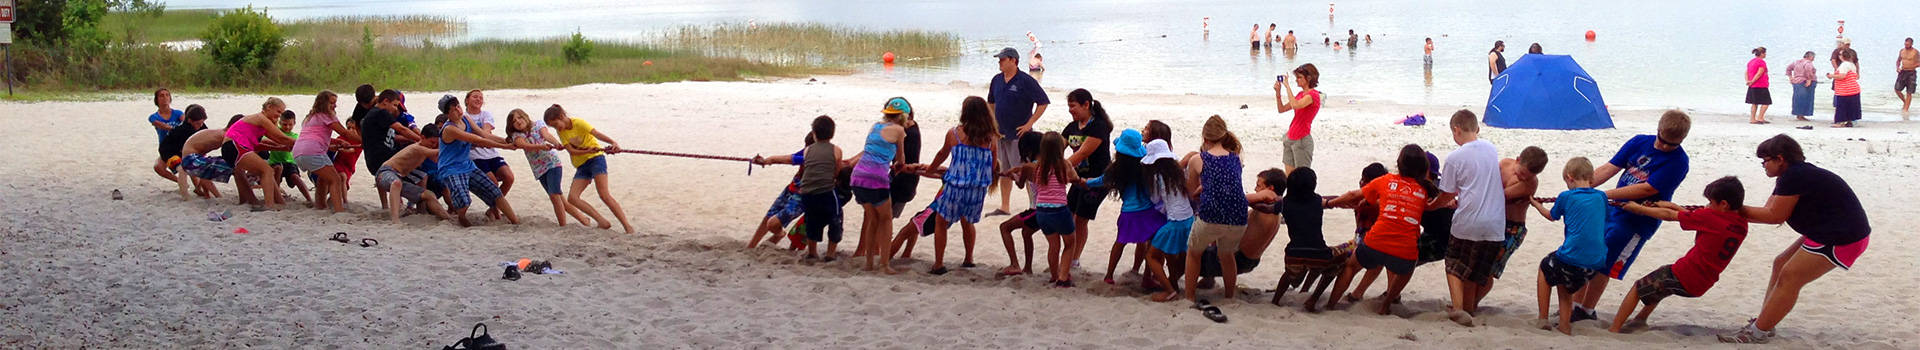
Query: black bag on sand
[[441, 323, 506, 350]]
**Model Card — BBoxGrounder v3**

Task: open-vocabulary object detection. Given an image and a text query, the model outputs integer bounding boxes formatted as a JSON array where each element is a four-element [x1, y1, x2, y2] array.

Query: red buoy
[[642, 60, 654, 66], [1585, 30, 1596, 41], [883, 52, 896, 63]]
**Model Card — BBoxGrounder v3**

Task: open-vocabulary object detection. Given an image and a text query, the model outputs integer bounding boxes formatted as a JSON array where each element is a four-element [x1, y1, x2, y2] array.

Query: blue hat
[[1113, 129, 1145, 158], [883, 97, 912, 115]]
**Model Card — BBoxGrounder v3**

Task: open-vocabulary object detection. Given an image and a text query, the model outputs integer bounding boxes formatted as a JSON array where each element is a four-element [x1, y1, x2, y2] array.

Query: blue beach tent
[[1485, 54, 1614, 130]]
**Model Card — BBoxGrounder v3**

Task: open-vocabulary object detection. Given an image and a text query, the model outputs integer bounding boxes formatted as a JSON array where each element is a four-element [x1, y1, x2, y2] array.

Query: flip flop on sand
[[960, 262, 978, 268], [1194, 300, 1229, 323], [359, 238, 379, 248], [927, 266, 950, 275], [330, 232, 351, 244]]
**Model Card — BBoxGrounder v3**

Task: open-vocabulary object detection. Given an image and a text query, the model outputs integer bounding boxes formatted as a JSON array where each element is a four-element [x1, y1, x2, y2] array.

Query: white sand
[[0, 76, 1915, 349]]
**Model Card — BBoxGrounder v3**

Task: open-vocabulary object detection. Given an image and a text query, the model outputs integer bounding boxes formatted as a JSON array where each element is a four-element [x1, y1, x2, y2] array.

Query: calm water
[[177, 0, 1920, 119]]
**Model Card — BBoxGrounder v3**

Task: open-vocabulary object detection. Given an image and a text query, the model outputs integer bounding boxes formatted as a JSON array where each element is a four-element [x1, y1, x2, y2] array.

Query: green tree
[[10, 0, 110, 52], [199, 6, 284, 71]]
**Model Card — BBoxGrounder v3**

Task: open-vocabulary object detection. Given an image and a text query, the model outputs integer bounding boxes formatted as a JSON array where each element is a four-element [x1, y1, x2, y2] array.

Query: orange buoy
[[882, 52, 896, 63], [1585, 30, 1596, 41], [642, 60, 653, 66]]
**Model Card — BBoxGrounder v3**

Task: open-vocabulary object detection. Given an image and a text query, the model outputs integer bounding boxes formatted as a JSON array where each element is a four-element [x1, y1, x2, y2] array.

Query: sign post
[[2, 0, 14, 96]]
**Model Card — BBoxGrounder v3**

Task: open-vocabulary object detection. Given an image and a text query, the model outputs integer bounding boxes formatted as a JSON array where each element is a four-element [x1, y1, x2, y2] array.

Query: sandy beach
[[1, 76, 1915, 349]]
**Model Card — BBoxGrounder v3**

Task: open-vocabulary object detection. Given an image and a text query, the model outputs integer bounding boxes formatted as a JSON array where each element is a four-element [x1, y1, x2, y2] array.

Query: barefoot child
[[547, 104, 635, 233], [160, 105, 210, 199], [797, 116, 847, 260], [1324, 145, 1435, 315], [1272, 167, 1348, 312], [1182, 116, 1249, 303], [1086, 129, 1153, 285], [1004, 132, 1082, 287], [1609, 176, 1748, 334], [889, 96, 999, 272], [434, 95, 520, 226], [847, 98, 910, 274], [1333, 163, 1390, 303], [269, 111, 314, 205], [175, 115, 237, 201], [749, 133, 814, 248], [1528, 157, 1609, 335], [228, 98, 299, 210], [149, 88, 186, 182], [1198, 168, 1287, 293], [292, 91, 361, 213], [1142, 136, 1195, 302], [993, 132, 1045, 275], [507, 108, 589, 227], [376, 126, 452, 223]]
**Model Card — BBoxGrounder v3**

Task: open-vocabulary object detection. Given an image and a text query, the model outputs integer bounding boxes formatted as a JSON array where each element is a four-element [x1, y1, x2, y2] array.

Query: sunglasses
[[1656, 136, 1682, 148]]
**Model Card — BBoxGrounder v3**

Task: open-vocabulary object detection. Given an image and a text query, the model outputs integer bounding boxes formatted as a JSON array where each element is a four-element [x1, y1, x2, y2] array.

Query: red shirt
[[1671, 208, 1749, 296], [1287, 90, 1322, 140], [1361, 174, 1427, 260]]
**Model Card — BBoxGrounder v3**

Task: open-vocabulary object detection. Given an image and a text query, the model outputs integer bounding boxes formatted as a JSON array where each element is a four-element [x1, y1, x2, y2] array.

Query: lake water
[[174, 0, 1920, 119]]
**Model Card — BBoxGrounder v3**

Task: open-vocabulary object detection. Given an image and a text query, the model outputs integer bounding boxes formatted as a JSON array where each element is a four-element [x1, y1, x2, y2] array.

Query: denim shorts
[[573, 155, 608, 180], [535, 167, 564, 195], [1035, 206, 1075, 235]]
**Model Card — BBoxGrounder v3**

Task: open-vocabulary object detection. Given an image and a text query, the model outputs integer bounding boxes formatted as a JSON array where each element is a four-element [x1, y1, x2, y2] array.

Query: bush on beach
[[200, 6, 285, 71]]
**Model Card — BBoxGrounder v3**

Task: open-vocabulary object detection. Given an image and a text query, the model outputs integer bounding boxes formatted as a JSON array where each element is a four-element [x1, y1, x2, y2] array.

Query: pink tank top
[[1034, 171, 1069, 207], [225, 118, 271, 154]]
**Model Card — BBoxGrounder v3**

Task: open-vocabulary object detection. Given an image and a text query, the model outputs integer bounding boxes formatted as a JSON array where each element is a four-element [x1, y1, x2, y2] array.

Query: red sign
[[1, 0, 13, 24]]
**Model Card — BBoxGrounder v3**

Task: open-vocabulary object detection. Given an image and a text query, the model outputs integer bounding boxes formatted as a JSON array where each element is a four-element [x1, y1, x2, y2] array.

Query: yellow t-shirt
[[556, 118, 604, 167]]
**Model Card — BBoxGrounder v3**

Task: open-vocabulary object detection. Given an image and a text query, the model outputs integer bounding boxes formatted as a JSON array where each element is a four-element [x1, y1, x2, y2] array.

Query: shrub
[[200, 6, 285, 71], [563, 31, 594, 64]]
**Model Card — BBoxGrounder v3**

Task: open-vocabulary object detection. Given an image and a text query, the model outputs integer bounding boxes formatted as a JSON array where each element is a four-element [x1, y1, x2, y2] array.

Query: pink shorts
[[1800, 236, 1868, 270]]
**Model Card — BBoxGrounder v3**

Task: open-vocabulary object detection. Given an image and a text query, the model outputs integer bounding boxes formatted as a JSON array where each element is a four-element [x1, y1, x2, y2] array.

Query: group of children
[[738, 94, 1761, 335], [152, 87, 636, 234], [143, 84, 1772, 336]]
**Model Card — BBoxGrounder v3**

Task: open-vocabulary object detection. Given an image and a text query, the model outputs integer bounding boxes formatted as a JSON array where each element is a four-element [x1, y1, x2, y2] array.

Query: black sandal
[[359, 238, 379, 247], [960, 262, 978, 268], [928, 266, 950, 275], [1195, 300, 1229, 323], [330, 232, 351, 244]]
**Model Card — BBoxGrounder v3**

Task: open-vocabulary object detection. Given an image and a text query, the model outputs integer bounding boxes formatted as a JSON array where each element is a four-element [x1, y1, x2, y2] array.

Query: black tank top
[[1491, 51, 1508, 80]]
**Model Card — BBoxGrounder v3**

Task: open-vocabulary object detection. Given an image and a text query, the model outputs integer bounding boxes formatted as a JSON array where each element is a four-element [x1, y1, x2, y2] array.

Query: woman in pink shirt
[[1273, 63, 1323, 173], [1746, 47, 1773, 124], [1785, 51, 1819, 121]]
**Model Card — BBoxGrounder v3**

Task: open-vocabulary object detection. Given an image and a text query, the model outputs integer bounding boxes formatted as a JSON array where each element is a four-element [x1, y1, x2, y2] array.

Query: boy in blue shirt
[[1530, 157, 1610, 335], [1573, 110, 1692, 321]]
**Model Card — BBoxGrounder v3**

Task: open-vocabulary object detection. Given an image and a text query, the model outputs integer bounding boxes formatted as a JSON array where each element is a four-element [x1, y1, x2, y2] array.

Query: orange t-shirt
[[1361, 174, 1429, 260]]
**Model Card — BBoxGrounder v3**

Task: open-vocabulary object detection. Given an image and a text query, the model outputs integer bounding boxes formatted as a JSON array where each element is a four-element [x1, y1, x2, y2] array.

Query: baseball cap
[[995, 47, 1020, 60], [883, 97, 912, 115], [395, 90, 409, 113], [1838, 37, 1852, 45], [1113, 129, 1145, 158], [438, 94, 459, 114], [1140, 139, 1175, 165]]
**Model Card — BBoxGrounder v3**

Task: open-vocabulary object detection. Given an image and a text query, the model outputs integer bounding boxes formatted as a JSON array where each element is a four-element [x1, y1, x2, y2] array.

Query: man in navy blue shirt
[[987, 47, 1051, 216], [1570, 110, 1692, 322]]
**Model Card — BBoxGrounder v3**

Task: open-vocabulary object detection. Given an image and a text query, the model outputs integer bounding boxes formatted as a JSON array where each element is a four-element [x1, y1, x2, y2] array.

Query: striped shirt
[[1834, 62, 1861, 96]]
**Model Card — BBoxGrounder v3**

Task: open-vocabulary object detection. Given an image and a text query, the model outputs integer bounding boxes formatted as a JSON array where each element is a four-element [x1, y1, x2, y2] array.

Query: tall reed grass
[[658, 22, 962, 65]]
